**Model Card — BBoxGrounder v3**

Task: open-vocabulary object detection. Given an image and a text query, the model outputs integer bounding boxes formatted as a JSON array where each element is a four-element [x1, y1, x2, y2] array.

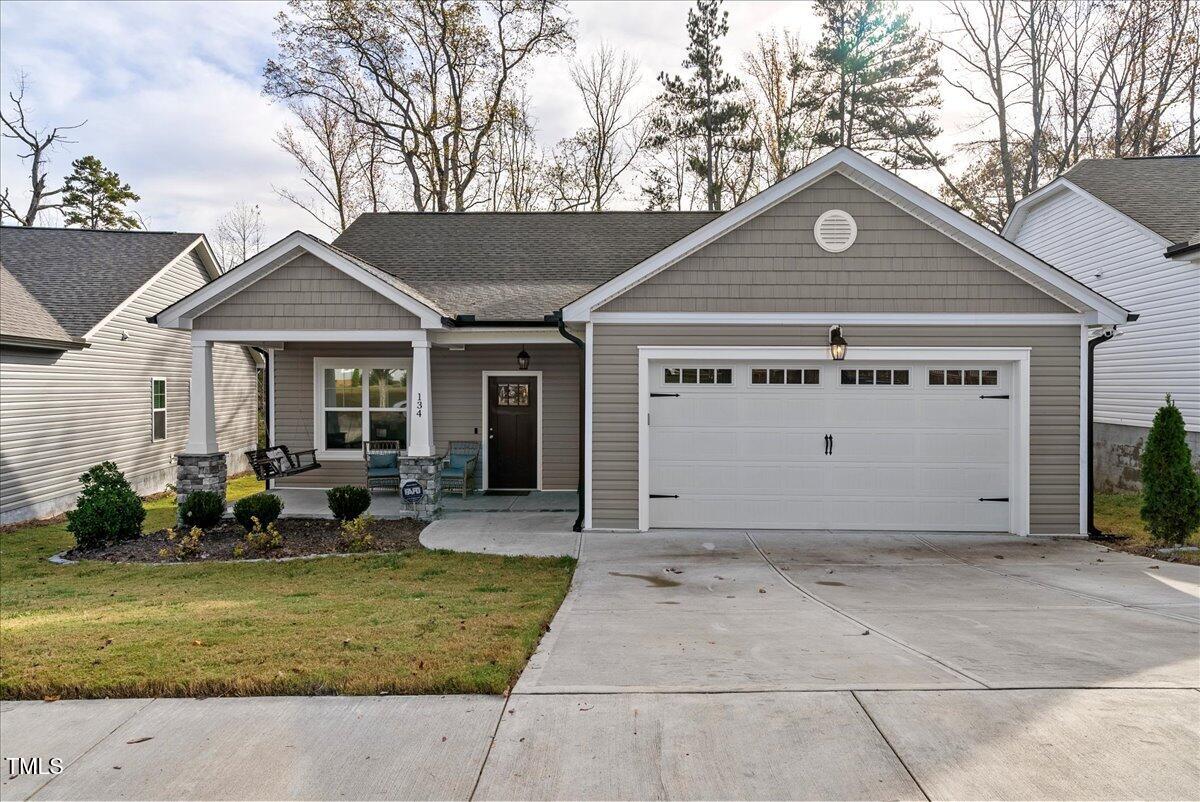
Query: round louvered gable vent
[[814, 209, 857, 253]]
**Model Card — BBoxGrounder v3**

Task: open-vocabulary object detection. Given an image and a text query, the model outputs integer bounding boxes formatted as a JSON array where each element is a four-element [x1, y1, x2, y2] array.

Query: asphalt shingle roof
[[332, 211, 720, 319], [0, 227, 201, 336], [1063, 156, 1200, 244], [0, 264, 80, 345]]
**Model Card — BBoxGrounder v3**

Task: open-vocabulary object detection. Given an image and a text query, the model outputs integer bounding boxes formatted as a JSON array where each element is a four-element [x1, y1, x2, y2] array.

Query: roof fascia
[[1007, 177, 1174, 249], [0, 334, 89, 351], [154, 231, 447, 330]]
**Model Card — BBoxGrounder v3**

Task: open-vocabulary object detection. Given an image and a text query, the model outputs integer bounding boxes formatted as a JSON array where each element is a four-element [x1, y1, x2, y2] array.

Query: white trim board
[[194, 329, 428, 344], [154, 231, 447, 330], [583, 321, 594, 530], [635, 346, 1033, 537], [562, 148, 1128, 325], [480, 371, 544, 491], [1004, 178, 1175, 248], [591, 312, 1090, 326]]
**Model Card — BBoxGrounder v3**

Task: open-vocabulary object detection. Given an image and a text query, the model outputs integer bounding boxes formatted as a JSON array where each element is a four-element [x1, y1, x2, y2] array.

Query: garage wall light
[[828, 325, 848, 361], [517, 346, 531, 371]]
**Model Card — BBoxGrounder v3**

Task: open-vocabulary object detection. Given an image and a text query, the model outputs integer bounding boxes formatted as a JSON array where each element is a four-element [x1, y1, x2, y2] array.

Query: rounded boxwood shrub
[[179, 490, 224, 529], [327, 485, 371, 522], [66, 462, 146, 549], [233, 492, 284, 532], [1141, 395, 1200, 546]]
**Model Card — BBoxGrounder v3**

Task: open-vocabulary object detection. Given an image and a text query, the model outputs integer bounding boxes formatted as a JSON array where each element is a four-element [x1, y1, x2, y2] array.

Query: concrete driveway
[[4, 530, 1199, 801]]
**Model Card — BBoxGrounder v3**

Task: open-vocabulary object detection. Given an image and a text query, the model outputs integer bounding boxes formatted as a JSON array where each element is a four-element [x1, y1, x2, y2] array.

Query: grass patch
[[0, 475, 575, 699], [1094, 492, 1200, 565]]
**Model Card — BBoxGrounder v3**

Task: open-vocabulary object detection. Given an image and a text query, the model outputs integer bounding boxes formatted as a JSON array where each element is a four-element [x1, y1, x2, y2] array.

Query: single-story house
[[153, 148, 1131, 537], [1004, 156, 1200, 491], [0, 227, 259, 524]]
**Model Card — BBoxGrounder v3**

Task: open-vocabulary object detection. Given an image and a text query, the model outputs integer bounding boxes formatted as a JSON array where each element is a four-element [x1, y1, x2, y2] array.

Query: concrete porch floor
[[258, 487, 577, 519]]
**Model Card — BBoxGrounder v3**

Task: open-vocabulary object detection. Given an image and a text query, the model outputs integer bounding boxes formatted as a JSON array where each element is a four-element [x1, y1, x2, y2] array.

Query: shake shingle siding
[[0, 250, 258, 524]]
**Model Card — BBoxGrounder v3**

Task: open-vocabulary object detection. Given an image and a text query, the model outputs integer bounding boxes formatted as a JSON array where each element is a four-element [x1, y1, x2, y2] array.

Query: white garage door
[[648, 361, 1013, 532]]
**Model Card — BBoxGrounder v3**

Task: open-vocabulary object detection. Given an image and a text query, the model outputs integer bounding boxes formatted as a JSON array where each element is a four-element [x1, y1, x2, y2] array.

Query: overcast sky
[[0, 0, 977, 245]]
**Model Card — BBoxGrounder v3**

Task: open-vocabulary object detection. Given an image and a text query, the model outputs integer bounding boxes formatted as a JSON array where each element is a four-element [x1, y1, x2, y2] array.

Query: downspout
[[552, 312, 586, 533], [251, 346, 271, 491], [1087, 329, 1115, 537]]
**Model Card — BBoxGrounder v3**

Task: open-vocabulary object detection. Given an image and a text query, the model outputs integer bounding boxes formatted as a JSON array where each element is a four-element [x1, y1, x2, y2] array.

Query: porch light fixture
[[517, 346, 531, 371], [828, 325, 848, 361]]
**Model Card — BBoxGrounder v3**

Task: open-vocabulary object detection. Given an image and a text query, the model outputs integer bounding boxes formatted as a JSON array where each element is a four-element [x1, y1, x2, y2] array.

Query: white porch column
[[408, 337, 433, 456], [185, 337, 219, 454]]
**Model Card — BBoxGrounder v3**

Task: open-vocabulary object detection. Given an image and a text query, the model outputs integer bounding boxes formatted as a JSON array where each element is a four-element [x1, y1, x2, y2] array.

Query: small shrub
[[159, 527, 204, 560], [338, 515, 376, 553], [179, 491, 224, 529], [327, 485, 371, 522], [1141, 395, 1200, 546], [233, 492, 284, 531], [67, 462, 145, 549], [241, 516, 283, 555]]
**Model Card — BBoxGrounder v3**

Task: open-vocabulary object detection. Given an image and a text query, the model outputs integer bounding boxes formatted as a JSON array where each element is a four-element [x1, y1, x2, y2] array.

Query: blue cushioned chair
[[363, 441, 401, 492], [440, 441, 479, 498]]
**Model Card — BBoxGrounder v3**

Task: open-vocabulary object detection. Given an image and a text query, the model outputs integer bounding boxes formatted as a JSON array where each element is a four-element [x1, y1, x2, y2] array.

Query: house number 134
[[415, 392, 423, 418]]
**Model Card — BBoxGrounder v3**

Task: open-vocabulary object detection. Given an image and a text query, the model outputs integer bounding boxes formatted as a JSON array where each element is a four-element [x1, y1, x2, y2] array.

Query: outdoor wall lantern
[[828, 325, 848, 361], [517, 347, 531, 371]]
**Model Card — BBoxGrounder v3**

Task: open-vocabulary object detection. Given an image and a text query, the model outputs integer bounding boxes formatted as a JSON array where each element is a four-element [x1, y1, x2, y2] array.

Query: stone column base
[[395, 455, 443, 521], [176, 452, 228, 524]]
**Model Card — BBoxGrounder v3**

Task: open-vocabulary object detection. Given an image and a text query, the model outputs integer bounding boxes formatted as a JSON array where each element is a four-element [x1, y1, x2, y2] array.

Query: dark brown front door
[[487, 376, 537, 489]]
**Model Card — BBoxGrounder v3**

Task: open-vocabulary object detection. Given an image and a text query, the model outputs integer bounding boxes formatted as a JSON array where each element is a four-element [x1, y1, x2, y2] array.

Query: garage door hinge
[[650, 494, 679, 499], [979, 497, 1010, 502], [980, 394, 1010, 399], [651, 392, 680, 397]]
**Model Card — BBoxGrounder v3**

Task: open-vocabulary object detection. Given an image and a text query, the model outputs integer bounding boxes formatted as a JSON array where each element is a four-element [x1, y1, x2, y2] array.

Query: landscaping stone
[[174, 452, 227, 525], [395, 455, 442, 521]]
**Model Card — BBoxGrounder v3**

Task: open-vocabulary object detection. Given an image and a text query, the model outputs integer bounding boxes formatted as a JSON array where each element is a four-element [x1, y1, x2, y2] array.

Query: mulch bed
[[66, 517, 426, 563]]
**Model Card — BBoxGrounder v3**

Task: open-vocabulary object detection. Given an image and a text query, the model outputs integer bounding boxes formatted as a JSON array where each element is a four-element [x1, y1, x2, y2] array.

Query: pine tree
[[61, 155, 141, 229], [652, 0, 753, 210], [800, 0, 942, 170], [1140, 396, 1200, 546]]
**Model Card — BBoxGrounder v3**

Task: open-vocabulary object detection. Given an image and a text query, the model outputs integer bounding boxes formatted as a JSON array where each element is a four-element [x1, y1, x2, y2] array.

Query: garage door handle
[[980, 394, 1010, 399], [979, 497, 1010, 502], [824, 434, 833, 455], [651, 392, 680, 398], [650, 494, 679, 499]]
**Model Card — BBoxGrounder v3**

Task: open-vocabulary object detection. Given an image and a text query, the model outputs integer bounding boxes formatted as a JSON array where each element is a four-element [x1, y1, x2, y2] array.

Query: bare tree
[[265, 0, 574, 213], [483, 92, 548, 211], [273, 98, 364, 234], [638, 137, 696, 211], [743, 29, 814, 184], [0, 74, 85, 226], [214, 202, 264, 269]]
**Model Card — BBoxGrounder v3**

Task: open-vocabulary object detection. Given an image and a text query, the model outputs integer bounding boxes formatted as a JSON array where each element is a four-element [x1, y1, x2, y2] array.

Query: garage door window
[[663, 367, 733, 385], [929, 368, 999, 386], [840, 368, 909, 386], [751, 367, 820, 385]]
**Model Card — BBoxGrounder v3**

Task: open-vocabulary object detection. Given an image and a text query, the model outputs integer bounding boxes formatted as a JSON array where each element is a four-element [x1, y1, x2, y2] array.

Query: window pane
[[716, 368, 732, 384], [324, 368, 361, 407], [841, 369, 856, 384], [369, 368, 407, 408], [751, 368, 767, 385], [982, 369, 999, 386], [369, 410, 406, 447], [324, 411, 362, 449], [785, 369, 803, 384], [893, 369, 909, 386], [151, 379, 166, 410], [769, 368, 785, 384], [664, 368, 680, 384], [947, 370, 962, 386], [682, 368, 697, 384], [497, 383, 530, 406], [965, 369, 980, 386], [858, 369, 874, 385], [876, 369, 892, 385], [152, 410, 166, 440], [929, 369, 944, 385], [698, 368, 715, 384], [804, 369, 820, 385]]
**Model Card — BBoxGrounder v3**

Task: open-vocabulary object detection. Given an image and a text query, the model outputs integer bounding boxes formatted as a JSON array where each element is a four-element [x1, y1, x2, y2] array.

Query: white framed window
[[928, 368, 1000, 387], [751, 367, 820, 386], [840, 368, 910, 386], [314, 358, 410, 458], [150, 378, 167, 441], [663, 366, 733, 385]]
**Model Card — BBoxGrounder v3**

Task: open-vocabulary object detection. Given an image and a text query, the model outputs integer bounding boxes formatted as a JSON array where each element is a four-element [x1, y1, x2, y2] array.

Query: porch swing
[[244, 446, 322, 481]]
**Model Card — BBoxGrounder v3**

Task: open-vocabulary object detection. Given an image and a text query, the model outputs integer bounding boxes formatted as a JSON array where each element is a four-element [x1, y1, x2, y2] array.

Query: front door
[[487, 376, 537, 489]]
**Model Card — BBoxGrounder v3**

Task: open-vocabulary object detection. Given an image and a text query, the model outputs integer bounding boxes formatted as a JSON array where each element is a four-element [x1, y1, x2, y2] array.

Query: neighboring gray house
[[154, 148, 1130, 537], [0, 228, 259, 524], [1004, 156, 1200, 491]]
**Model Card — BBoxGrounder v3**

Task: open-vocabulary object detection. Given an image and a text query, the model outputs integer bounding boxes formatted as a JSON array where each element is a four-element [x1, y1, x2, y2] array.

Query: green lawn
[[0, 476, 574, 699], [1094, 491, 1200, 565]]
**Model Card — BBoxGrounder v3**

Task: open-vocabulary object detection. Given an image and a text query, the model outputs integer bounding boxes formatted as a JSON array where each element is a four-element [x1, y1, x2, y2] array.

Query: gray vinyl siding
[[598, 173, 1076, 314], [272, 343, 580, 490], [591, 324, 1080, 535], [194, 253, 421, 331], [0, 250, 259, 524]]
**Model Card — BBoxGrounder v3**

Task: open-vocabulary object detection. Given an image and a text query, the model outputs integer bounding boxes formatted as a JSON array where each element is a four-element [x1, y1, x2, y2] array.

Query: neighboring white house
[[0, 227, 259, 524], [1004, 156, 1200, 490]]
